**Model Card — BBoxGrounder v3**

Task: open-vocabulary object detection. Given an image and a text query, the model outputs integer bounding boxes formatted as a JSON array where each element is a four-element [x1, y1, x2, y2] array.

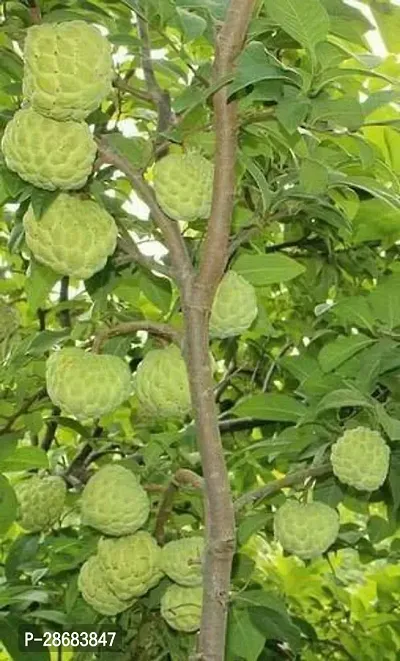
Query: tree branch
[[154, 468, 204, 544], [0, 388, 47, 436], [234, 463, 332, 511], [115, 232, 171, 276], [92, 320, 182, 354], [96, 138, 193, 289]]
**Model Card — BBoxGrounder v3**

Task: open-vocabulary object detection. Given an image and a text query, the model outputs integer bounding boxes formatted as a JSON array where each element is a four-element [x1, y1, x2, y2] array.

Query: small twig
[[219, 417, 268, 433], [92, 320, 182, 354], [57, 276, 71, 329], [0, 388, 47, 435], [115, 233, 171, 276], [65, 426, 104, 482], [234, 463, 332, 511], [26, 0, 41, 24], [113, 78, 152, 103], [154, 468, 204, 544], [262, 342, 292, 392]]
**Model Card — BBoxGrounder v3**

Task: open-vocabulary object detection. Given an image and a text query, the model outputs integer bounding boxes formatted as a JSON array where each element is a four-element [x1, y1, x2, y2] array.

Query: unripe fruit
[[274, 501, 339, 559], [331, 426, 390, 491], [210, 271, 258, 338], [135, 345, 191, 420], [1, 107, 97, 190], [161, 585, 202, 632], [15, 475, 66, 532], [0, 303, 19, 342], [23, 193, 117, 279], [153, 152, 214, 222], [81, 464, 150, 536], [97, 531, 163, 600], [23, 21, 113, 121], [161, 537, 204, 586], [46, 348, 131, 419], [78, 555, 135, 616]]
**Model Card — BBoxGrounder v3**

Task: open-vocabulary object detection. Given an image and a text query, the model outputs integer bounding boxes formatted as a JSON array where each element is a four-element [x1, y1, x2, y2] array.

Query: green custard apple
[[15, 475, 66, 532], [23, 193, 117, 279], [210, 271, 258, 338], [331, 426, 390, 491], [81, 464, 150, 536], [135, 345, 191, 419], [161, 537, 204, 586], [97, 531, 163, 600], [1, 107, 97, 190], [0, 303, 19, 342], [78, 555, 135, 616], [153, 152, 214, 222], [46, 348, 131, 419], [23, 21, 113, 121], [161, 585, 203, 633], [274, 500, 339, 559]]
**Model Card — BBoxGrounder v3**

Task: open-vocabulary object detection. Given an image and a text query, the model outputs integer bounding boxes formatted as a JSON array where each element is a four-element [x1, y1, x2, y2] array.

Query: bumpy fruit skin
[[331, 427, 390, 491], [46, 348, 131, 419], [161, 585, 202, 633], [15, 475, 66, 532], [161, 537, 204, 586], [0, 303, 19, 342], [23, 193, 117, 279], [81, 464, 150, 536], [23, 21, 113, 121], [274, 501, 339, 559], [97, 531, 163, 600], [1, 107, 97, 190], [210, 271, 258, 339], [135, 345, 191, 419], [78, 555, 134, 616], [153, 152, 214, 222]]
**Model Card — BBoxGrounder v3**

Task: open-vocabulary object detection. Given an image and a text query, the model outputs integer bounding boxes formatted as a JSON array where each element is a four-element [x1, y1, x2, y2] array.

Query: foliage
[[0, 0, 400, 660]]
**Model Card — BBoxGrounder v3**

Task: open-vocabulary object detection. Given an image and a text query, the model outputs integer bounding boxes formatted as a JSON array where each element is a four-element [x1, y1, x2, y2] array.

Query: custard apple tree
[[1, 1, 400, 660]]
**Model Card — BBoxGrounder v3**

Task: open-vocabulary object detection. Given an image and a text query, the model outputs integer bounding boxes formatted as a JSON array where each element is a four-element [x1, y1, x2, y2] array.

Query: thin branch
[[57, 276, 71, 329], [96, 137, 193, 289], [234, 463, 332, 511], [0, 388, 47, 436], [92, 320, 182, 354], [115, 233, 171, 276], [64, 426, 104, 483], [26, 0, 41, 24], [219, 417, 268, 433], [155, 469, 204, 544], [113, 78, 152, 103]]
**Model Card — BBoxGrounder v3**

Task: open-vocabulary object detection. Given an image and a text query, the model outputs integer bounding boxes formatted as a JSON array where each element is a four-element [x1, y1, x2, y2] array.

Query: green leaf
[[234, 590, 288, 615], [0, 447, 49, 472], [233, 253, 305, 285], [232, 393, 307, 422], [318, 334, 375, 373], [332, 296, 375, 331], [276, 97, 310, 134], [317, 388, 373, 412], [237, 512, 272, 546], [104, 134, 152, 169], [229, 41, 300, 96], [368, 276, 400, 330], [139, 271, 172, 314], [313, 476, 344, 508], [30, 189, 60, 220], [226, 607, 266, 661], [26, 330, 70, 356], [249, 606, 303, 652], [241, 155, 272, 212], [0, 616, 50, 661], [389, 453, 400, 513], [375, 403, 400, 442], [0, 474, 17, 535], [265, 0, 330, 55], [299, 159, 329, 195], [309, 98, 364, 130], [25, 260, 59, 312], [177, 8, 207, 40]]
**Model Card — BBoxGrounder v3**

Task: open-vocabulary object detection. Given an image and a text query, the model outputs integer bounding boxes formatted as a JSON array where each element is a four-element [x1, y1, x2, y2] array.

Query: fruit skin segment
[[46, 348, 132, 420], [81, 464, 150, 537], [15, 475, 66, 532], [161, 536, 204, 586], [273, 500, 340, 559], [135, 345, 191, 420], [209, 271, 258, 339], [153, 152, 214, 222], [23, 193, 118, 279], [330, 426, 390, 492], [97, 531, 163, 600], [160, 584, 203, 632], [1, 107, 97, 191], [23, 21, 113, 121], [78, 555, 135, 616]]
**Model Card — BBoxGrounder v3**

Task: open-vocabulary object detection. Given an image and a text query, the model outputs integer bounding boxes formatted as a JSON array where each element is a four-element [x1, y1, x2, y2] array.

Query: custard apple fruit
[[161, 585, 202, 633], [23, 21, 113, 121], [15, 475, 66, 532], [0, 303, 19, 342], [136, 345, 191, 419], [97, 531, 163, 600], [210, 271, 258, 338], [274, 501, 339, 559], [331, 426, 390, 491], [46, 348, 131, 419], [1, 107, 97, 190], [153, 152, 214, 222], [81, 464, 150, 536], [161, 537, 204, 586], [78, 555, 135, 616], [23, 193, 117, 279]]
